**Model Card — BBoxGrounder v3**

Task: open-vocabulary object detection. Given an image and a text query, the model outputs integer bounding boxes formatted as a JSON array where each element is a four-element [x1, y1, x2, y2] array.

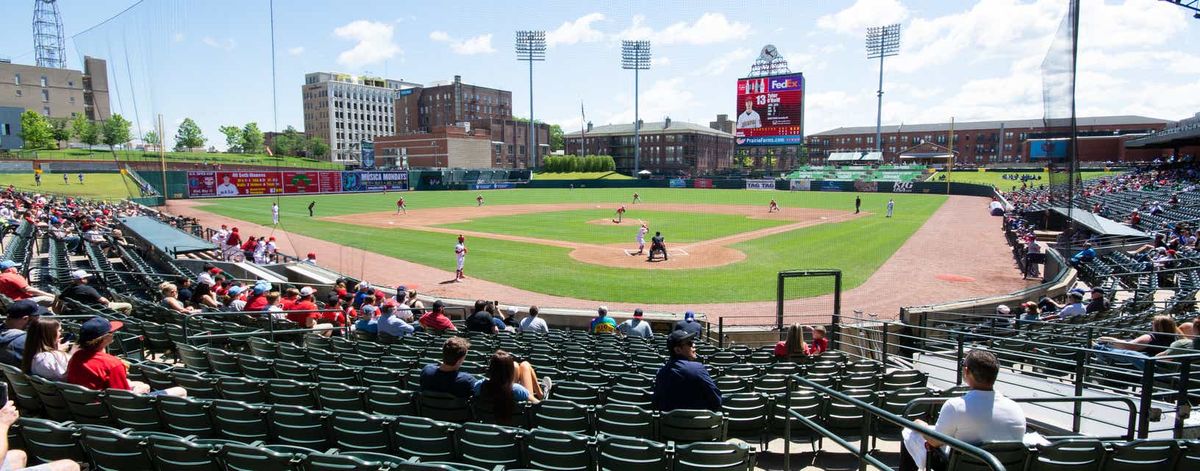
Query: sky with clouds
[[0, 0, 1195, 148]]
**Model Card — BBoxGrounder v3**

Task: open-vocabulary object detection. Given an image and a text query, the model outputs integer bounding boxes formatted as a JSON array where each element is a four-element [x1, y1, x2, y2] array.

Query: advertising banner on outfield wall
[[789, 179, 810, 191], [693, 178, 713, 189], [282, 171, 343, 194], [342, 171, 409, 192], [187, 170, 407, 197], [187, 171, 283, 197], [745, 179, 777, 190], [669, 178, 687, 188]]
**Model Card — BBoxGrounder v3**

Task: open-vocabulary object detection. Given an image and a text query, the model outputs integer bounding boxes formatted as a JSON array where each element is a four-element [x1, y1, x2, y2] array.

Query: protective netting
[[1040, 0, 1092, 235]]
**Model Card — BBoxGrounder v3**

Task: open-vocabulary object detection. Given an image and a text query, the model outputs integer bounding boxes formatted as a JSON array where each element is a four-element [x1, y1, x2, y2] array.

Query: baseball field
[[189, 188, 949, 304]]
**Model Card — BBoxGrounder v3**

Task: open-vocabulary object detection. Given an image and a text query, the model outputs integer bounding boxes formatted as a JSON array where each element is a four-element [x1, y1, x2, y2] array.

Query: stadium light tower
[[866, 23, 901, 153], [621, 40, 651, 174], [33, 0, 67, 69], [515, 30, 546, 169]]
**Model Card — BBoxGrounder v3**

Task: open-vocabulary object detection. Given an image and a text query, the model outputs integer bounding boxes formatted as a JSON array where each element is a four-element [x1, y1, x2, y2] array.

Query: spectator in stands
[[501, 306, 520, 331], [1131, 233, 1166, 255], [1159, 315, 1199, 357], [653, 330, 722, 412], [419, 300, 456, 332], [66, 316, 187, 397], [158, 282, 198, 314], [1023, 237, 1043, 279], [474, 350, 550, 424], [618, 308, 653, 338], [775, 323, 805, 359], [244, 282, 271, 311], [353, 299, 379, 337], [1069, 242, 1097, 267], [265, 292, 285, 318], [1017, 302, 1041, 327], [1037, 296, 1059, 315], [673, 311, 704, 337], [0, 400, 80, 471], [285, 286, 323, 330], [518, 305, 549, 334], [352, 282, 372, 309], [902, 350, 1026, 471], [419, 336, 478, 398], [176, 278, 193, 304], [224, 285, 247, 311], [1041, 291, 1085, 321], [1093, 315, 1182, 370], [20, 317, 70, 381], [1086, 287, 1110, 314], [805, 326, 830, 355], [378, 300, 415, 339], [0, 260, 55, 305], [54, 269, 132, 315], [1, 301, 45, 368], [303, 252, 317, 265], [590, 306, 617, 334], [192, 273, 220, 308], [467, 300, 499, 334], [405, 290, 425, 317], [279, 287, 300, 311], [485, 302, 509, 332]]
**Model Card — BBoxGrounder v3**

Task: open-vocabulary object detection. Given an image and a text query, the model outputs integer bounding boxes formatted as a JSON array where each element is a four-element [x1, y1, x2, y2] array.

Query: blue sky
[[1, 0, 1195, 149]]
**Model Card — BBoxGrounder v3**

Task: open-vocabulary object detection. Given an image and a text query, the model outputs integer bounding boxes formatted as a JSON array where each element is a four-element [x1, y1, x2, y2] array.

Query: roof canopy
[[1049, 207, 1148, 238], [827, 151, 882, 162], [119, 216, 217, 255]]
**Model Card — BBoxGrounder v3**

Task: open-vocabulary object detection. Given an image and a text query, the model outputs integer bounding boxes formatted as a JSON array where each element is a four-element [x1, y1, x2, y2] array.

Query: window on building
[[43, 107, 50, 116], [41, 90, 49, 102], [68, 80, 74, 87], [13, 74, 20, 85], [40, 76, 47, 87], [69, 96, 74, 104], [1, 123, 8, 135], [14, 90, 21, 97]]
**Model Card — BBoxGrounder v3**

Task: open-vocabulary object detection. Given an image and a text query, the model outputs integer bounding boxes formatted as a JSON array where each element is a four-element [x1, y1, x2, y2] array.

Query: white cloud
[[696, 48, 753, 76], [652, 57, 671, 67], [333, 20, 401, 68], [547, 12, 606, 47], [429, 31, 496, 55], [201, 36, 236, 51], [817, 0, 909, 35], [618, 13, 750, 45], [287, 46, 305, 56]]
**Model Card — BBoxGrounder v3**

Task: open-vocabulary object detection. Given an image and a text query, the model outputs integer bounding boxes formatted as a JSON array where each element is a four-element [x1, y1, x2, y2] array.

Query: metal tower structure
[[747, 44, 791, 77], [621, 40, 651, 174], [33, 0, 67, 69], [866, 23, 901, 153], [515, 30, 546, 169]]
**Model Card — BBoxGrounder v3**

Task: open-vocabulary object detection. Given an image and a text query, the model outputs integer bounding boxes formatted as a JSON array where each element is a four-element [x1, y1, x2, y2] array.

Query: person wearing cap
[[1086, 287, 1110, 314], [53, 269, 132, 315], [0, 260, 55, 305], [66, 316, 187, 397], [1042, 291, 1086, 321], [0, 300, 49, 367], [353, 282, 373, 309], [653, 330, 722, 413], [265, 236, 278, 263], [378, 299, 416, 340], [454, 235, 468, 282], [518, 305, 549, 334], [192, 273, 220, 308], [804, 326, 830, 355], [223, 227, 241, 261], [286, 287, 324, 332], [1069, 242, 1096, 267], [466, 300, 499, 334], [244, 282, 272, 312], [673, 311, 704, 337], [589, 306, 617, 334], [303, 252, 317, 265], [419, 300, 456, 332], [618, 308, 653, 338]]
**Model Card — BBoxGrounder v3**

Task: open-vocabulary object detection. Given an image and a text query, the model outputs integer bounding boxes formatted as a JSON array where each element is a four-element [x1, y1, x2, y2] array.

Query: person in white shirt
[[1042, 291, 1086, 321], [618, 309, 653, 338], [271, 202, 280, 225], [21, 317, 72, 382], [518, 305, 549, 334], [736, 99, 762, 130], [902, 350, 1026, 471]]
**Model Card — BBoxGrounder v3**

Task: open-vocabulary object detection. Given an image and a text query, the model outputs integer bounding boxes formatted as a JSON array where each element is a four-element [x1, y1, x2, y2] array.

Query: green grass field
[[532, 171, 634, 180], [926, 170, 1116, 187], [0, 172, 143, 201], [196, 188, 946, 303], [5, 149, 343, 170]]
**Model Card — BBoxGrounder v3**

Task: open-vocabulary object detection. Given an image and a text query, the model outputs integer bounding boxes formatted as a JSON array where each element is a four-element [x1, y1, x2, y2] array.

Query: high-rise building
[[302, 72, 420, 162], [394, 75, 513, 134], [0, 55, 110, 121]]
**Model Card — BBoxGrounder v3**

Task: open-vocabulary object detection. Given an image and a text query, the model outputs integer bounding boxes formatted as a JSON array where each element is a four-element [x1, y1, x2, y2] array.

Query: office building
[[565, 118, 734, 175], [0, 56, 110, 123], [302, 71, 420, 162]]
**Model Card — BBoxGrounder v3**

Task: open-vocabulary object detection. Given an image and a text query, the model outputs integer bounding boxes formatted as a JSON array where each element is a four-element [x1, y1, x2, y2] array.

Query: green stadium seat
[[216, 442, 311, 471], [525, 428, 593, 471], [390, 414, 459, 462], [365, 385, 417, 416], [265, 379, 319, 408], [359, 366, 404, 388], [216, 376, 267, 403], [55, 381, 112, 425], [14, 417, 88, 465], [145, 433, 225, 471], [268, 405, 331, 450], [419, 391, 474, 423], [596, 403, 656, 439], [659, 409, 726, 443], [330, 409, 392, 453], [209, 399, 270, 442], [246, 337, 279, 360], [316, 382, 367, 412], [0, 363, 44, 416], [674, 441, 756, 471], [171, 371, 219, 399], [28, 375, 71, 421], [205, 348, 242, 376], [597, 434, 668, 471], [156, 395, 215, 438], [721, 392, 770, 446], [820, 388, 876, 449], [946, 441, 1030, 471], [314, 363, 361, 386], [456, 422, 526, 469], [271, 359, 316, 383], [78, 424, 158, 471], [1029, 439, 1105, 471], [531, 400, 593, 434], [104, 389, 163, 432], [237, 354, 275, 380], [1102, 439, 1181, 471], [767, 391, 821, 452]]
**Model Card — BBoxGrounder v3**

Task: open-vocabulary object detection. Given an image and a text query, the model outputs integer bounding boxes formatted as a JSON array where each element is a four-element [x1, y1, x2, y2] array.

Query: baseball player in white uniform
[[634, 223, 648, 255], [455, 235, 468, 281], [272, 202, 280, 225], [886, 199, 895, 218]]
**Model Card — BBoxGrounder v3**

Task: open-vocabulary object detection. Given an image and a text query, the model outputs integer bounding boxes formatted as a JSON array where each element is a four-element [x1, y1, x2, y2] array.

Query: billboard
[[187, 171, 284, 197], [360, 140, 376, 168], [745, 179, 777, 190], [735, 73, 804, 146], [1029, 138, 1070, 160], [187, 171, 405, 197], [342, 171, 409, 192]]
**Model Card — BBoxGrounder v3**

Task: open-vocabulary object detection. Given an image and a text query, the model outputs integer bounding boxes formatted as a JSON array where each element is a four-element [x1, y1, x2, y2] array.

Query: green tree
[[174, 117, 206, 150], [71, 113, 99, 153], [271, 125, 303, 156], [101, 114, 133, 153], [218, 125, 243, 153], [306, 136, 329, 159], [241, 122, 264, 154], [549, 124, 563, 151], [143, 130, 160, 148], [18, 111, 54, 150], [49, 118, 72, 148]]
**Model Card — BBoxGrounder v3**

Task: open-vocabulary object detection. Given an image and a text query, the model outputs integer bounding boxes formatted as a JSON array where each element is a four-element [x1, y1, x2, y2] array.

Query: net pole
[[946, 117, 954, 194]]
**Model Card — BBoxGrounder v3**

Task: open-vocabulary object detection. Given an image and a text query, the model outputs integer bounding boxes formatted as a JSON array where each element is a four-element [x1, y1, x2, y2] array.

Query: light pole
[[866, 24, 901, 154], [515, 30, 546, 169], [621, 40, 651, 174]]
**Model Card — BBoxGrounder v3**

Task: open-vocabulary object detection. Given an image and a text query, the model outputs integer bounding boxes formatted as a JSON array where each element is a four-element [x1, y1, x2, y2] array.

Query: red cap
[[269, 237, 275, 241], [232, 227, 238, 232], [307, 252, 316, 258], [458, 234, 465, 243]]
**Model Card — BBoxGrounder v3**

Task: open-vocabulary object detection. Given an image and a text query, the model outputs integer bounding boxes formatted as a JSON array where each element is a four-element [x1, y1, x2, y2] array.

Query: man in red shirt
[[419, 300, 456, 332], [805, 326, 830, 356], [0, 260, 55, 305], [66, 317, 186, 397], [286, 287, 325, 333], [243, 282, 271, 312]]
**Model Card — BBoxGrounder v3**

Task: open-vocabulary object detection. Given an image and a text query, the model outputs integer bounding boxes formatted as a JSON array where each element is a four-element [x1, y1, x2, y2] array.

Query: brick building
[[0, 56, 111, 149], [395, 75, 513, 133], [807, 115, 1169, 165], [564, 118, 734, 175]]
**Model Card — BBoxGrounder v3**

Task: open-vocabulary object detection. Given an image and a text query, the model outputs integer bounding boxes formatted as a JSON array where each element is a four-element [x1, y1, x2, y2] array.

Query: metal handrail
[[900, 396, 1139, 440], [782, 373, 1008, 471]]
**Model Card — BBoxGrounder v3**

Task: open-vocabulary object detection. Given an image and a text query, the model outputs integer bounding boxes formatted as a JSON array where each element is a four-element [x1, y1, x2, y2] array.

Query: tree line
[[18, 110, 132, 154], [541, 154, 616, 173]]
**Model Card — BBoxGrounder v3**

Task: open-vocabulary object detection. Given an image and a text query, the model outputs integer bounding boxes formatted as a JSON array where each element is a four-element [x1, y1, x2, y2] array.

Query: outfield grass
[[196, 188, 945, 303], [438, 209, 790, 245], [533, 171, 634, 180], [0, 172, 143, 201], [926, 170, 1118, 188], [6, 149, 343, 170]]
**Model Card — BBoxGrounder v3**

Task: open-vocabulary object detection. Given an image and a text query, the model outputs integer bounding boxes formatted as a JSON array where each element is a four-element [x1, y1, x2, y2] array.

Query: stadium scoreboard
[[735, 72, 805, 146]]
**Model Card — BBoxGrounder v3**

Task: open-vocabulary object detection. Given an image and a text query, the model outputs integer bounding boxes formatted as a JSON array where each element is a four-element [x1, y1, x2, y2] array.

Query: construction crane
[[33, 0, 66, 68]]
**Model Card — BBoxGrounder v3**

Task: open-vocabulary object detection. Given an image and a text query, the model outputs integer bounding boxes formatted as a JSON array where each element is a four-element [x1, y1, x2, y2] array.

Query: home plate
[[623, 248, 688, 256]]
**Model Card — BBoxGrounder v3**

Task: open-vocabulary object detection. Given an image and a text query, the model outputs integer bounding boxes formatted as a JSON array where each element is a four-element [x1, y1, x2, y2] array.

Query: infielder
[[886, 199, 894, 218], [632, 192, 642, 204], [768, 199, 780, 213], [271, 202, 280, 225], [396, 197, 407, 215], [634, 223, 649, 255], [613, 205, 626, 223], [454, 235, 468, 281], [476, 194, 485, 207]]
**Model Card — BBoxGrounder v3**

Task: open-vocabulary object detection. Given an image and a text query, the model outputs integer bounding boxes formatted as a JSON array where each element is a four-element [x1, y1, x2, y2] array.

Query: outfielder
[[632, 192, 641, 204], [454, 235, 468, 281], [613, 205, 626, 223], [886, 199, 894, 218], [396, 197, 407, 215], [634, 223, 649, 255], [272, 202, 280, 225]]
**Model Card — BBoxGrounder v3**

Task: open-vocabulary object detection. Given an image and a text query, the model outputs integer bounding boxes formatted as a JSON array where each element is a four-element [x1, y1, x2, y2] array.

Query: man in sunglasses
[[652, 330, 722, 412]]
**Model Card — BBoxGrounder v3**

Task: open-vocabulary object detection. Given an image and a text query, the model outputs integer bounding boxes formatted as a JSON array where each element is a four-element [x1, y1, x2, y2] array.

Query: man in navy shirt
[[419, 336, 478, 398], [653, 330, 722, 412]]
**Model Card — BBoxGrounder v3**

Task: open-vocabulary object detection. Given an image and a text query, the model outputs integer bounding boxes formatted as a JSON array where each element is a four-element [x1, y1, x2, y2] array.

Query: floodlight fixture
[[621, 40, 651, 173], [515, 30, 547, 168], [866, 23, 902, 153]]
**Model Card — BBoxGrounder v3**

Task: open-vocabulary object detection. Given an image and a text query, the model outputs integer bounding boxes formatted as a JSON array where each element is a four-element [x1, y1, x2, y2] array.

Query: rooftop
[[810, 115, 1168, 137], [565, 121, 734, 139]]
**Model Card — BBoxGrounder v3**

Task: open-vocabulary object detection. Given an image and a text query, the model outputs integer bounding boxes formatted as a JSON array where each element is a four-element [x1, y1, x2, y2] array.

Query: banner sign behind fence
[[669, 178, 687, 188], [789, 179, 810, 191], [745, 178, 777, 190], [187, 171, 406, 197], [693, 178, 713, 189]]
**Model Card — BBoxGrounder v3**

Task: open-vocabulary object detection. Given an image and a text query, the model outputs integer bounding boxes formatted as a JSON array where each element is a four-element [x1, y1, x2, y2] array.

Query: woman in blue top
[[474, 350, 547, 424]]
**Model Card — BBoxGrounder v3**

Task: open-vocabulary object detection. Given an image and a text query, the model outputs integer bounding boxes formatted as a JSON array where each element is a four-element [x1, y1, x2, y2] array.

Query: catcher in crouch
[[647, 231, 668, 262]]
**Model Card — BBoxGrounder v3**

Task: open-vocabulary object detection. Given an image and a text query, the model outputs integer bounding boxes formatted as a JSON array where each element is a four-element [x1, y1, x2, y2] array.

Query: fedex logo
[[768, 76, 803, 91]]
